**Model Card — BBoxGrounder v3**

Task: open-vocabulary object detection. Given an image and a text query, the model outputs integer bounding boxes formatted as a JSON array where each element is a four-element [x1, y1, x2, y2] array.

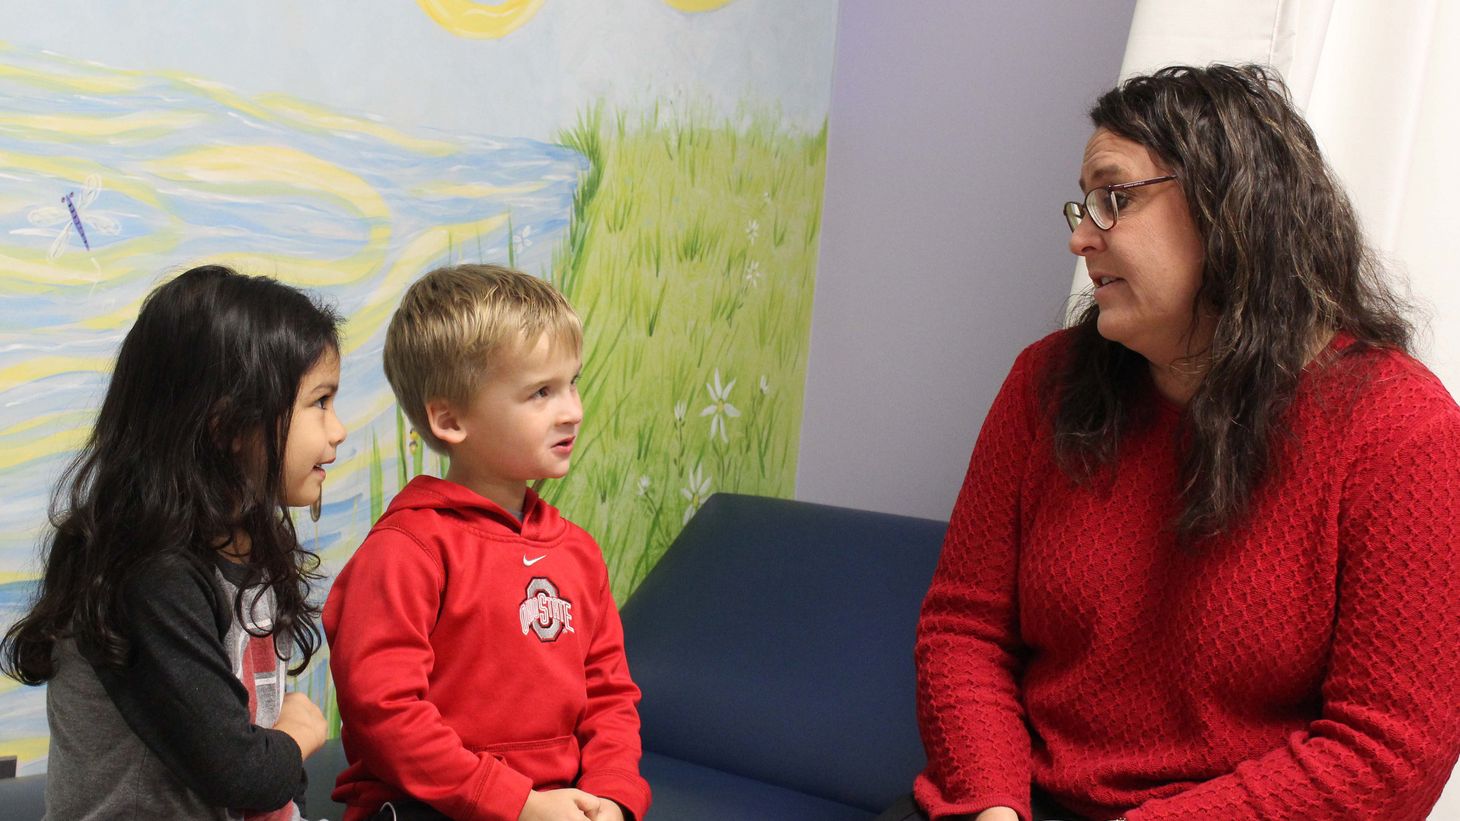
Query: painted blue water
[[0, 45, 587, 767]]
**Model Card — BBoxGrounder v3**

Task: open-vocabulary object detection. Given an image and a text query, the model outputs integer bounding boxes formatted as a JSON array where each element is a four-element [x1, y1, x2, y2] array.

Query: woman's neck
[[1148, 327, 1338, 406], [1149, 358, 1204, 405]]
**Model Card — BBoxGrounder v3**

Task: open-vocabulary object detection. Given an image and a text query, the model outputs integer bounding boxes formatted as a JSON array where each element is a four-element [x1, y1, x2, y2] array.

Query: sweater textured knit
[[914, 331, 1460, 821]]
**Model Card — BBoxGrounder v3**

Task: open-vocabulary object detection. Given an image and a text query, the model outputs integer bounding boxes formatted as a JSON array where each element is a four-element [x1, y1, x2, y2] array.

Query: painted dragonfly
[[24, 175, 121, 261]]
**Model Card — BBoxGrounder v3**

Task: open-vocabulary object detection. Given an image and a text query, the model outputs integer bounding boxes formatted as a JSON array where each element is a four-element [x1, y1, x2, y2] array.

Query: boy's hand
[[273, 692, 327, 759], [586, 797, 625, 821], [518, 788, 600, 821]]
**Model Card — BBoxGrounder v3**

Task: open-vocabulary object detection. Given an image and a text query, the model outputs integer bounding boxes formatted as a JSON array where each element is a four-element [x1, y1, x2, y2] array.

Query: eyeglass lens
[[1063, 202, 1082, 232], [1085, 189, 1115, 229], [1063, 191, 1116, 232]]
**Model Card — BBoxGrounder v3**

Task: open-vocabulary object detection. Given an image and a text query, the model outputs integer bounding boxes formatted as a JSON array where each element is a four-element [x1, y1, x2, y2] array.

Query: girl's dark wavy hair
[[1052, 64, 1412, 539], [1, 265, 340, 683]]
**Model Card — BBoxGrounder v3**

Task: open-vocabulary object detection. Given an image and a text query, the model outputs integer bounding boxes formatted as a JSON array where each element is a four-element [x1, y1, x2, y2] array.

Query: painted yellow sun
[[417, 0, 736, 37], [416, 0, 546, 39], [664, 0, 736, 10]]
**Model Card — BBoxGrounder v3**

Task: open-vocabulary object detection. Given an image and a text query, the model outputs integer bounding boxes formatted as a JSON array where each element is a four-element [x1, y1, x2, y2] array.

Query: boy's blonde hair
[[384, 264, 582, 453]]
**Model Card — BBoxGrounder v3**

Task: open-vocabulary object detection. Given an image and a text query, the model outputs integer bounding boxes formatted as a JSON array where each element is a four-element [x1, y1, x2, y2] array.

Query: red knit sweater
[[914, 331, 1460, 821]]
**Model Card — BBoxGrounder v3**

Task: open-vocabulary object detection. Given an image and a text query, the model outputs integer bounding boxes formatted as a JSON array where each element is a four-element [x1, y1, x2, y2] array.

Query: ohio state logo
[[518, 577, 575, 641]]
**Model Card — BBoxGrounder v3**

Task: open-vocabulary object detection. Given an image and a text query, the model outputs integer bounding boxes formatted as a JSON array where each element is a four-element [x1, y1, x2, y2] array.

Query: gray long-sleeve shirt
[[44, 553, 306, 820]]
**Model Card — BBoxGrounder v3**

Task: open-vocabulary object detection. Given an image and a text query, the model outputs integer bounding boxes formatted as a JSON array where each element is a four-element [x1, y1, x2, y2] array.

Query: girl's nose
[[328, 410, 347, 445]]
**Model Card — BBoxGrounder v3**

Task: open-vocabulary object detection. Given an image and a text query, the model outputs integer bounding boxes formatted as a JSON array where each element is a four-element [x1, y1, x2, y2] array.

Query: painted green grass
[[539, 104, 827, 603], [309, 104, 826, 720]]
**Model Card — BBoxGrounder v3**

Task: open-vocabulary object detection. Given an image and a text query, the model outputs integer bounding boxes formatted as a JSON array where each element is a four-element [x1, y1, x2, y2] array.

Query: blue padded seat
[[621, 493, 947, 818], [303, 737, 350, 820], [641, 752, 874, 821], [0, 774, 44, 820]]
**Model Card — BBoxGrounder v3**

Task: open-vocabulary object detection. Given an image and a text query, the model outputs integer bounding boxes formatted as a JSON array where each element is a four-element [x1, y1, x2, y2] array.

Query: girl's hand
[[273, 692, 327, 759], [586, 797, 625, 821], [518, 788, 600, 821], [975, 808, 1019, 821]]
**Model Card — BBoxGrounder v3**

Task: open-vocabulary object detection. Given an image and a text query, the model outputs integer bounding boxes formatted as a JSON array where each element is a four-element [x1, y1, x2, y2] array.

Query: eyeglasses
[[1063, 175, 1177, 232]]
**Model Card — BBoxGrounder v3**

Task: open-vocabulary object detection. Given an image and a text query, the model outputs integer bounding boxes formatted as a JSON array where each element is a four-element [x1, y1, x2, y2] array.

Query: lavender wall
[[797, 1, 1137, 519]]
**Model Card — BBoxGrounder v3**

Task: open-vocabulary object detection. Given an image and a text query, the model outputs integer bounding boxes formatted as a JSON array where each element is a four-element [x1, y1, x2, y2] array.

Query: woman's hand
[[975, 807, 1019, 821], [272, 691, 327, 759]]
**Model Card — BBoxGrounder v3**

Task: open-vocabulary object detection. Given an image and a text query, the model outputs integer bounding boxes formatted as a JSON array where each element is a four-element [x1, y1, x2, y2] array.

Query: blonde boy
[[325, 265, 650, 821]]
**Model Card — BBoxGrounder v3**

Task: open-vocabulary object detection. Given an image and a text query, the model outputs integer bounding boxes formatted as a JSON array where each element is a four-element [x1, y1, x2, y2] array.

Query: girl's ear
[[425, 399, 467, 446], [208, 397, 234, 448]]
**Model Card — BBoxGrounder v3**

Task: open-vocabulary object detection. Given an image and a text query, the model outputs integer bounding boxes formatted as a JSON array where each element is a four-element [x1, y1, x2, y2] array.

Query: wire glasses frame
[[1063, 175, 1177, 232]]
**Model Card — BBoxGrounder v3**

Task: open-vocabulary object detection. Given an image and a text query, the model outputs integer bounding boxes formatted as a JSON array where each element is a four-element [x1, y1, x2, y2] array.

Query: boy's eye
[[533, 386, 550, 398]]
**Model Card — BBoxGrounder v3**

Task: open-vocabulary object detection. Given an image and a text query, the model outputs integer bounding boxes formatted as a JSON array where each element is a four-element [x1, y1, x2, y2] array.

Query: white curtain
[[1072, 2, 1460, 816]]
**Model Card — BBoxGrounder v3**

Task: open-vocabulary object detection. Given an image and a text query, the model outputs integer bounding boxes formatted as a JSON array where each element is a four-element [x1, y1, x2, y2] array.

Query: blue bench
[[623, 493, 947, 820]]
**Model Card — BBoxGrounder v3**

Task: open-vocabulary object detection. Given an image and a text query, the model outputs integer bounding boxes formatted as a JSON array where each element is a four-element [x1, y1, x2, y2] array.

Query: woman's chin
[[1094, 312, 1129, 345]]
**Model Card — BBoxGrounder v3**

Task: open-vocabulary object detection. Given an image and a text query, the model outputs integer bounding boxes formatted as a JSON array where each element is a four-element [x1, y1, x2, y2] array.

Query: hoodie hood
[[380, 474, 568, 543]]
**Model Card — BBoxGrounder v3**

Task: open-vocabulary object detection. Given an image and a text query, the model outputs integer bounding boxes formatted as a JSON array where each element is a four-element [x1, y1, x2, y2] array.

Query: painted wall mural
[[0, 0, 838, 774]]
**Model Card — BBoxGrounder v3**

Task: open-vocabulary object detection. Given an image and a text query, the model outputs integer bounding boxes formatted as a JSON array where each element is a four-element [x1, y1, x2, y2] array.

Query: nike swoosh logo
[[523, 554, 547, 567]]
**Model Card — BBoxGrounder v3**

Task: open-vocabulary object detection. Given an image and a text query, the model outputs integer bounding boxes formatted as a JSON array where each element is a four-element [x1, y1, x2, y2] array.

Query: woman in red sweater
[[897, 65, 1460, 821]]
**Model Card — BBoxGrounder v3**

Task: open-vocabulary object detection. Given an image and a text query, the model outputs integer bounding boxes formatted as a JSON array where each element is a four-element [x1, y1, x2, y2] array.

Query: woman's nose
[[1069, 217, 1105, 257]]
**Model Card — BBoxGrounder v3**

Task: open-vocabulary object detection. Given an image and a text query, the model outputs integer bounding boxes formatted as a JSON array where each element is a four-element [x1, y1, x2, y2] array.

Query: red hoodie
[[324, 475, 650, 821]]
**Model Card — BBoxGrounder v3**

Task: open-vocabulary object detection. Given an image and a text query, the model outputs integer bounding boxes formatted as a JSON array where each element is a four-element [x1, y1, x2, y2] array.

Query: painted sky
[[0, 0, 840, 141]]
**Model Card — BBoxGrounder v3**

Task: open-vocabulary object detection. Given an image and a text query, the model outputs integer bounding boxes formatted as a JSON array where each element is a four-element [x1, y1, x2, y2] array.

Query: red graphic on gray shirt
[[216, 570, 299, 821]]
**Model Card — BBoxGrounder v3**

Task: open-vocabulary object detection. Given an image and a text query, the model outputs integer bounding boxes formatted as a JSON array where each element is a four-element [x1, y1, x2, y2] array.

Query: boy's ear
[[425, 398, 468, 446]]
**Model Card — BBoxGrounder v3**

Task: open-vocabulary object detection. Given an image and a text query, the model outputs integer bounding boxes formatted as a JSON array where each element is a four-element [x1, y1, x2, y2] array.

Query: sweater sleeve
[[913, 347, 1040, 821], [324, 527, 533, 821], [94, 554, 304, 813], [573, 568, 651, 821], [1127, 404, 1460, 821]]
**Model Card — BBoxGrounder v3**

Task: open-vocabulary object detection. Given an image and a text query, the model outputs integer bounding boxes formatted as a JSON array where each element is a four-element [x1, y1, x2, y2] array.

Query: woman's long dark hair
[[1053, 64, 1413, 539], [1, 265, 340, 682]]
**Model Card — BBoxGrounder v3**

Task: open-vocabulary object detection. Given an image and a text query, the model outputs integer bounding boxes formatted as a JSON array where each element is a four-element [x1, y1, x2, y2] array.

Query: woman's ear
[[425, 399, 467, 446]]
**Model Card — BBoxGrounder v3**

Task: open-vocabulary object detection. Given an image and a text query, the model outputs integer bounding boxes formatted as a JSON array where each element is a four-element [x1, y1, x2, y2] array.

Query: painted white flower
[[673, 400, 688, 424], [759, 375, 770, 396], [744, 260, 762, 287], [681, 464, 712, 524], [637, 475, 651, 496], [513, 224, 534, 254], [699, 369, 740, 442], [745, 219, 759, 244]]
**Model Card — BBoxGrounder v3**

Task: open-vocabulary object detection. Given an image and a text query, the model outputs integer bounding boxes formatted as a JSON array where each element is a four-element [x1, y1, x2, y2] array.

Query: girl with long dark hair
[[2, 265, 346, 819]]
